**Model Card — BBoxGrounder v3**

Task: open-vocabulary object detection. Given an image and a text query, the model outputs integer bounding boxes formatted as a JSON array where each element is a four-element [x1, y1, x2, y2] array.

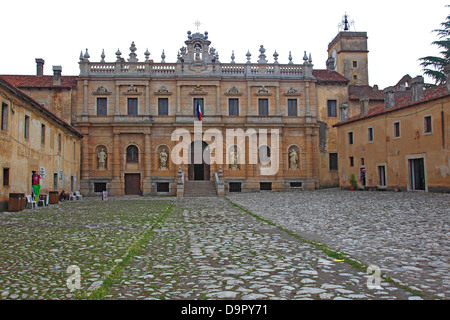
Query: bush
[[349, 173, 358, 187]]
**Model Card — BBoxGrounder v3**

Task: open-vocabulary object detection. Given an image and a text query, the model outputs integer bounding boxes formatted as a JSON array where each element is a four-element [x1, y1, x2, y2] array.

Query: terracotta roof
[[0, 76, 83, 138], [313, 70, 349, 84], [334, 84, 450, 127], [0, 75, 78, 88], [348, 84, 384, 100]]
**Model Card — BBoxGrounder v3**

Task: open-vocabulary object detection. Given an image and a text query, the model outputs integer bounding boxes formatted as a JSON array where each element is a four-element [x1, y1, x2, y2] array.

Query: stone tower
[[327, 28, 369, 85]]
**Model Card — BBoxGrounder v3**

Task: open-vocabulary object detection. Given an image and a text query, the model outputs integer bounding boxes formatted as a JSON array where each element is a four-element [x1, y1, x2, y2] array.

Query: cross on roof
[[194, 20, 201, 30]]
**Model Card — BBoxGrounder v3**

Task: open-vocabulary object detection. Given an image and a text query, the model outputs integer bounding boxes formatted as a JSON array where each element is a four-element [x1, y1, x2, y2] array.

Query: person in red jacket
[[32, 172, 41, 202]]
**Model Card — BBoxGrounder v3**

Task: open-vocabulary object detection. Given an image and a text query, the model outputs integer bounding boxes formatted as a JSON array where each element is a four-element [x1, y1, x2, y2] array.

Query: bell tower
[[327, 14, 369, 85]]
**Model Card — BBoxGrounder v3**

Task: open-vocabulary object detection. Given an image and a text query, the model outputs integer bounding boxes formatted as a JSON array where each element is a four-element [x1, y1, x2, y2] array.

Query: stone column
[[144, 134, 151, 179], [247, 84, 252, 115], [145, 84, 150, 115], [176, 84, 181, 115], [83, 80, 88, 115], [115, 83, 120, 115], [113, 133, 120, 179], [81, 135, 89, 180], [276, 85, 280, 116], [305, 81, 311, 122], [216, 85, 221, 115]]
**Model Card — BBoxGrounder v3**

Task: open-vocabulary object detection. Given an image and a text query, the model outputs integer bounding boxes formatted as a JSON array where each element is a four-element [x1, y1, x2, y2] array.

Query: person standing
[[32, 172, 41, 202]]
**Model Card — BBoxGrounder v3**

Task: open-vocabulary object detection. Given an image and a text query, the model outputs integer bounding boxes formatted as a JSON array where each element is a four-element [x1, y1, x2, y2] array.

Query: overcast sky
[[1, 0, 447, 89]]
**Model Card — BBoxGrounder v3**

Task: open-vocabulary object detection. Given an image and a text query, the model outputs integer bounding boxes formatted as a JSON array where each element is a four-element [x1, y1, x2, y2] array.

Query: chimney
[[445, 64, 450, 92], [359, 97, 369, 116], [384, 86, 395, 109], [411, 76, 424, 102], [53, 66, 62, 86], [36, 58, 45, 76]]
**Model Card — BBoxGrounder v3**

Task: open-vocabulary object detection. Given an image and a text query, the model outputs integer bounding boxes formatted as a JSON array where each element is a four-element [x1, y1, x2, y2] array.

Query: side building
[[0, 76, 83, 210], [334, 75, 450, 192]]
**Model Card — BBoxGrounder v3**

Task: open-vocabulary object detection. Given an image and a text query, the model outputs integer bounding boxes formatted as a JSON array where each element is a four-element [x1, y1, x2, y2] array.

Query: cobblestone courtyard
[[0, 189, 448, 300]]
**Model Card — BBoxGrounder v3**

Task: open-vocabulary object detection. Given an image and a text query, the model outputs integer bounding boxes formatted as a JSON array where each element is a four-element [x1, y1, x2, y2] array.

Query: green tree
[[419, 8, 450, 87]]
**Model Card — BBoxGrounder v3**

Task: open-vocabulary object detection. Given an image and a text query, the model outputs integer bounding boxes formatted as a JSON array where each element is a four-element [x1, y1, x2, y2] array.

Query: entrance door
[[125, 173, 140, 195], [410, 158, 425, 190], [188, 141, 210, 181]]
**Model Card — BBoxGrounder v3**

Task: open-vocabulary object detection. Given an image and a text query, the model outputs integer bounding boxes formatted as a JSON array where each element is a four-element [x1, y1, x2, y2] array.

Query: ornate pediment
[[189, 85, 208, 95], [123, 85, 142, 95], [154, 85, 173, 95], [255, 85, 271, 96], [283, 87, 302, 96], [92, 86, 111, 95], [225, 86, 243, 96]]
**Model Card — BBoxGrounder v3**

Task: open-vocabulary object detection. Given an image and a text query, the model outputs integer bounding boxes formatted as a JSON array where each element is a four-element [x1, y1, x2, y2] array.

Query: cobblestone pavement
[[0, 189, 448, 300]]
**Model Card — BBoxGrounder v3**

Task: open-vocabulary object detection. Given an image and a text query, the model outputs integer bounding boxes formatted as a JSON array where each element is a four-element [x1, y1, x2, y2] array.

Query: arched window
[[126, 145, 139, 163]]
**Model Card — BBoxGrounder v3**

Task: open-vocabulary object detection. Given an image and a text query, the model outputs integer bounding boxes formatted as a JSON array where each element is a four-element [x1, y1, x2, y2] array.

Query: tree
[[419, 7, 450, 87]]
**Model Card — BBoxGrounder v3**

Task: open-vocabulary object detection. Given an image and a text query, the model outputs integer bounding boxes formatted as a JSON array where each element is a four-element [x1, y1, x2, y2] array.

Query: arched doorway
[[188, 141, 210, 181]]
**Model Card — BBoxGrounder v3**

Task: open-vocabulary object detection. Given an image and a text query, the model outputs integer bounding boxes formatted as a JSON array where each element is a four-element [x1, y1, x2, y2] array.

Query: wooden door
[[125, 173, 140, 195]]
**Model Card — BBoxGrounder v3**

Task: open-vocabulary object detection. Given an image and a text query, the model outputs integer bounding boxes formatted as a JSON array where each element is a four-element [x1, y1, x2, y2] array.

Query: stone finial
[[128, 41, 138, 62], [288, 51, 293, 64], [144, 48, 150, 62], [161, 50, 166, 63], [83, 49, 90, 61], [303, 51, 308, 64], [116, 49, 122, 62], [273, 50, 279, 64], [258, 45, 267, 64], [231, 50, 235, 64], [246, 50, 251, 64], [100, 49, 106, 63]]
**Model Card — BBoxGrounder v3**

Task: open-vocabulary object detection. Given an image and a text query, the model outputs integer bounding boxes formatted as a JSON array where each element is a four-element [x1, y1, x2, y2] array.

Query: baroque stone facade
[[73, 29, 351, 196]]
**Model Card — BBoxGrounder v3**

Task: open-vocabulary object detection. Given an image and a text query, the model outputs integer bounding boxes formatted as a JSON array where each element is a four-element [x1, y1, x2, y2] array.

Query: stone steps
[[184, 181, 217, 197]]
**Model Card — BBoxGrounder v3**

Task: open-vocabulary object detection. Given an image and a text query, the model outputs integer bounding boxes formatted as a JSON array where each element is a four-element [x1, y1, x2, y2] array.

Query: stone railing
[[80, 61, 313, 79]]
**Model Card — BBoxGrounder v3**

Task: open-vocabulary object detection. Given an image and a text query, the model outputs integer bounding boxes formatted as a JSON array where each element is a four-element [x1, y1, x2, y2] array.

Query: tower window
[[353, 61, 358, 68], [353, 75, 358, 80]]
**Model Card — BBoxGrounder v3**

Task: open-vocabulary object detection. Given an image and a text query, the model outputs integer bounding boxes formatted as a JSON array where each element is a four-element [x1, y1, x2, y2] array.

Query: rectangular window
[[128, 98, 138, 115], [41, 124, 46, 146], [424, 115, 432, 134], [361, 158, 365, 166], [329, 153, 338, 171], [289, 182, 303, 189], [3, 168, 9, 186], [348, 132, 354, 145], [193, 98, 204, 117], [157, 182, 170, 193], [378, 165, 386, 187], [58, 133, 61, 153], [229, 98, 239, 116], [24, 115, 30, 140], [367, 127, 374, 142], [94, 182, 107, 193], [353, 61, 358, 68], [288, 99, 297, 116], [1, 103, 8, 131], [350, 156, 354, 167], [229, 182, 242, 192], [258, 99, 269, 116], [97, 98, 107, 115], [260, 182, 272, 190], [393, 121, 401, 138], [327, 100, 337, 117], [158, 98, 169, 116]]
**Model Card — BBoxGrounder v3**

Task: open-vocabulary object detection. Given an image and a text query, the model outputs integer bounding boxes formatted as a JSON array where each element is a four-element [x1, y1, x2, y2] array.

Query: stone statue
[[159, 149, 168, 170], [230, 148, 239, 170], [289, 148, 298, 170], [98, 148, 107, 170]]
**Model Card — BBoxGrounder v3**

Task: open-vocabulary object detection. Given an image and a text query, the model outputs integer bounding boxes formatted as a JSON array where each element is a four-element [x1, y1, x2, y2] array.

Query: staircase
[[184, 181, 217, 197]]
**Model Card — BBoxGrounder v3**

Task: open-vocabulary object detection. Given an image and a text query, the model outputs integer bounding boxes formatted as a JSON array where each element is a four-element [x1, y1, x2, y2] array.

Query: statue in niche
[[98, 148, 107, 170], [230, 147, 239, 170], [289, 148, 298, 170], [159, 148, 168, 170]]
